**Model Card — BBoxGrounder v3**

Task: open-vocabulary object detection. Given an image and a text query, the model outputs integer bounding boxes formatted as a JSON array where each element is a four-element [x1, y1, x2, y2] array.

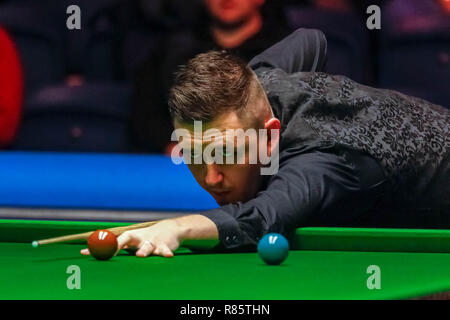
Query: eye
[[181, 149, 201, 159], [191, 151, 202, 159], [222, 148, 233, 157]]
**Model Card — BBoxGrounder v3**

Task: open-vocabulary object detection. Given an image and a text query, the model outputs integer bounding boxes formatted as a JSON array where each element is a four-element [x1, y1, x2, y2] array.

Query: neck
[[211, 12, 262, 49]]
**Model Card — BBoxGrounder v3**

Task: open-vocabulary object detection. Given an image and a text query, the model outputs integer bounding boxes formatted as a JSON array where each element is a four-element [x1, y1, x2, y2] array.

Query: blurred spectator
[[0, 27, 22, 147], [311, 0, 387, 14], [379, 0, 450, 107], [129, 0, 291, 153], [313, 0, 354, 12], [441, 0, 450, 13], [384, 0, 450, 32]]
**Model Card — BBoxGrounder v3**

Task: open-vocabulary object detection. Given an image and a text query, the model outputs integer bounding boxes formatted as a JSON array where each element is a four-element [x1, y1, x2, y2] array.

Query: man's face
[[174, 111, 264, 206], [205, 0, 264, 25]]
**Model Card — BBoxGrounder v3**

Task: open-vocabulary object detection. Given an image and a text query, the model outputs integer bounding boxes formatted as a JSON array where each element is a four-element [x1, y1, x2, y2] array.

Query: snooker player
[[81, 28, 449, 258]]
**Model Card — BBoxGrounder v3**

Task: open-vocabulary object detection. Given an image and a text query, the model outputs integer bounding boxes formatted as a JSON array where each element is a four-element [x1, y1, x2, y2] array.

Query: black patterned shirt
[[198, 29, 450, 250]]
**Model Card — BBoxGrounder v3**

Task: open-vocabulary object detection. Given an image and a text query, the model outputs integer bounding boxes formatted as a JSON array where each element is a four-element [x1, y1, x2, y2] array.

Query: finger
[[161, 245, 174, 258], [154, 244, 174, 258], [136, 240, 155, 257], [116, 232, 135, 255], [80, 248, 90, 255]]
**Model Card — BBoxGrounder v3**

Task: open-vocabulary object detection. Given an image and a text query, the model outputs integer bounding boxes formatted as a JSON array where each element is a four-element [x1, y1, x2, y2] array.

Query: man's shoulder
[[254, 67, 310, 91]]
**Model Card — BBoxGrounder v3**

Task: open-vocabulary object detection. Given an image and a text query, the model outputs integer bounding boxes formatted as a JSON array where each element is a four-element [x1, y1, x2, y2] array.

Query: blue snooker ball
[[257, 233, 289, 265]]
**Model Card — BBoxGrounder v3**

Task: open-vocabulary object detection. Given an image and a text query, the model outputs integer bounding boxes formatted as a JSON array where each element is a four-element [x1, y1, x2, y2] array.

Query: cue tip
[[31, 241, 39, 248]]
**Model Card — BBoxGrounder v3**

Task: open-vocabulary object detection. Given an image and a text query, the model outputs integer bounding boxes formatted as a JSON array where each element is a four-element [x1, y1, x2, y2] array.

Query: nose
[[204, 164, 224, 188]]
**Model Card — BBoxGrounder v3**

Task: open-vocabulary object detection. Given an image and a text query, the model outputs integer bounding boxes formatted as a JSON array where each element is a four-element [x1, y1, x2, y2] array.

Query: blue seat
[[284, 6, 369, 83], [13, 83, 132, 152]]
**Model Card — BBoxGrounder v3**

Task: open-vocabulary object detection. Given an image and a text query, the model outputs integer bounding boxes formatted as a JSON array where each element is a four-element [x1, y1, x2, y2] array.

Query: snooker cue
[[31, 220, 159, 247]]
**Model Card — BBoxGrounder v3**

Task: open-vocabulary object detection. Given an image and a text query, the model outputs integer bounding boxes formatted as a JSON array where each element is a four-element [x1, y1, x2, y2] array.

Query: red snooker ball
[[87, 229, 118, 260]]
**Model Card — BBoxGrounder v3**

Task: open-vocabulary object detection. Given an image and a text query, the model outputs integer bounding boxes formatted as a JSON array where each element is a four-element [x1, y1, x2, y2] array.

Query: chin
[[216, 11, 246, 24], [216, 200, 227, 206], [215, 194, 249, 206], [215, 197, 231, 206]]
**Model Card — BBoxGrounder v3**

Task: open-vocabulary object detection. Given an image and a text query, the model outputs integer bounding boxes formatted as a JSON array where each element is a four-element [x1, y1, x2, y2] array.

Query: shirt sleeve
[[197, 147, 386, 251], [248, 28, 327, 74]]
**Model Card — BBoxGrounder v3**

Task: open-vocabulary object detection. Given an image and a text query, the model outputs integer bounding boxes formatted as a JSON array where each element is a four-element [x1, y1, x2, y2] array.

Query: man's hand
[[80, 215, 219, 258], [80, 219, 182, 258], [118, 219, 183, 257]]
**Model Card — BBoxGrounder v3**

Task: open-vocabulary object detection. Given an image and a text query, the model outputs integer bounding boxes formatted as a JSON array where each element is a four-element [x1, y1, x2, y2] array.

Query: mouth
[[220, 0, 236, 10], [210, 189, 230, 197]]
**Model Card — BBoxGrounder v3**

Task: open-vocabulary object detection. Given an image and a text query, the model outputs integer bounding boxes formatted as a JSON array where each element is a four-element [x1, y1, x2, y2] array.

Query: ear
[[263, 117, 280, 156]]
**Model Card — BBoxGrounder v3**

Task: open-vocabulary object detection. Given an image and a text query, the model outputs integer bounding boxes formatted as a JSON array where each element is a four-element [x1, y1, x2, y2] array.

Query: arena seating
[[13, 83, 131, 152], [284, 6, 370, 84], [379, 0, 450, 107], [0, 0, 448, 153]]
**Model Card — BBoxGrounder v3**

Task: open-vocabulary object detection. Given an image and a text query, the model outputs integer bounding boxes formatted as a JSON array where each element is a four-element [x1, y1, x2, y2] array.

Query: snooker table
[[1, 151, 450, 300], [1, 219, 450, 300]]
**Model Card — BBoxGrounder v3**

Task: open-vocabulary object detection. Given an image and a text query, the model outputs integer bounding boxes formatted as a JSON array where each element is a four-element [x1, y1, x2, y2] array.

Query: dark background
[[0, 0, 448, 153]]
